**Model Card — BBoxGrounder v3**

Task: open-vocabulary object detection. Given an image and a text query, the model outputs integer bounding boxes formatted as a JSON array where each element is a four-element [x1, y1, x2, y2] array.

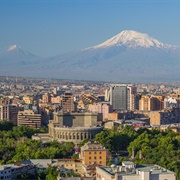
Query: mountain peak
[[7, 45, 20, 51], [6, 44, 33, 56], [86, 30, 173, 49]]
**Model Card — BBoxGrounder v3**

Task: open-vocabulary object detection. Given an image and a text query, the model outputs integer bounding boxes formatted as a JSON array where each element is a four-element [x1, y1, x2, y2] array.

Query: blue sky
[[0, 0, 180, 57]]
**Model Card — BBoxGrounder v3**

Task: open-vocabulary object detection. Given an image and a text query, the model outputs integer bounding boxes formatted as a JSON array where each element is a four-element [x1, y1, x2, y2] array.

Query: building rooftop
[[98, 162, 175, 177], [81, 141, 106, 150], [54, 126, 102, 130]]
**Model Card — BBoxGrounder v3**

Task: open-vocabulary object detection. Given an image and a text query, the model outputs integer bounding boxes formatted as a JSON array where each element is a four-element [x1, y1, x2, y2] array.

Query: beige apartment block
[[23, 96, 34, 104], [80, 141, 107, 166], [139, 95, 162, 111], [57, 159, 82, 175], [18, 110, 41, 128]]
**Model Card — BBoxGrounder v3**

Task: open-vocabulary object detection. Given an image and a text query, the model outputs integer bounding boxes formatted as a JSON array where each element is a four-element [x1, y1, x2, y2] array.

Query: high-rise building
[[0, 105, 18, 125], [139, 95, 163, 111], [0, 97, 11, 105], [105, 89, 110, 101], [0, 105, 10, 120], [61, 93, 77, 112], [110, 85, 127, 110], [127, 86, 137, 110], [110, 84, 137, 110]]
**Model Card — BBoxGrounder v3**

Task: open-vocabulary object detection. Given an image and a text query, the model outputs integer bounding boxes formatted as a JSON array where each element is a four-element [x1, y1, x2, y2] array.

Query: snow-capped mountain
[[1, 44, 38, 60], [0, 30, 180, 82], [85, 30, 173, 49], [44, 30, 180, 81], [0, 45, 43, 77]]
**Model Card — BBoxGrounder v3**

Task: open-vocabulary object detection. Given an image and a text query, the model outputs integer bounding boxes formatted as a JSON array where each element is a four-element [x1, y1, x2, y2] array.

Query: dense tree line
[[1, 121, 180, 179], [128, 129, 180, 180], [94, 126, 180, 180], [94, 125, 138, 152], [0, 121, 75, 164]]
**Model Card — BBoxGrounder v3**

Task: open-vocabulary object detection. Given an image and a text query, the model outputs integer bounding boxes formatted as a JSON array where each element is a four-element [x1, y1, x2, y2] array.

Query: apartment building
[[80, 141, 107, 166], [18, 110, 41, 128], [96, 161, 176, 180]]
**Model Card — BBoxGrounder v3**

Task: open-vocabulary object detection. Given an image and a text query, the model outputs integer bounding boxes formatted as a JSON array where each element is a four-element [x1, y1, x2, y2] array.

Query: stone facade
[[53, 112, 98, 127], [48, 125, 102, 144], [33, 112, 103, 144]]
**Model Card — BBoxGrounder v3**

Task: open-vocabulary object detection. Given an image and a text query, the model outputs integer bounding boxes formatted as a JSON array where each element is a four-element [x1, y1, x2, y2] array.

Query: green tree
[[46, 165, 59, 180]]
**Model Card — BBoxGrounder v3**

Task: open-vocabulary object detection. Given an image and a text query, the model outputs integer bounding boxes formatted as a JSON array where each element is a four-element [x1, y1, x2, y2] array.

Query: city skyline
[[0, 0, 180, 57]]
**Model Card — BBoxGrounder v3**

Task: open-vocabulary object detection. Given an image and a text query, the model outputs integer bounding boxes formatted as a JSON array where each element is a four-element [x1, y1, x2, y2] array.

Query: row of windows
[[89, 161, 102, 164], [89, 156, 102, 160], [89, 151, 102, 154]]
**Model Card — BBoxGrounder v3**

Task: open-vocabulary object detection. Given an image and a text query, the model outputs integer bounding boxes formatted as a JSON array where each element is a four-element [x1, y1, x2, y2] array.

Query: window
[[94, 152, 97, 154], [99, 151, 102, 154], [89, 152, 91, 155], [89, 157, 91, 160], [99, 161, 102, 164], [94, 156, 96, 159], [100, 156, 102, 159]]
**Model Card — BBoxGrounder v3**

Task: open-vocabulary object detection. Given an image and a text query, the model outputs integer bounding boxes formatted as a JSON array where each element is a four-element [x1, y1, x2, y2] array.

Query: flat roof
[[97, 164, 175, 176], [54, 126, 102, 130]]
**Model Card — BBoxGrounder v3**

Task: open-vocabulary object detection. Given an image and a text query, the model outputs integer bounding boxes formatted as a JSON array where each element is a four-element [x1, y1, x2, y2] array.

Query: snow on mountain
[[0, 30, 180, 82], [45, 30, 180, 81], [85, 30, 173, 50], [7, 45, 18, 51], [0, 44, 43, 67], [6, 44, 35, 56]]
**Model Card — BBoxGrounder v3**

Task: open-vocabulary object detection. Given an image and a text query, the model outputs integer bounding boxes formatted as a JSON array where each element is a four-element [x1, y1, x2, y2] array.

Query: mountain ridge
[[0, 30, 180, 82], [84, 30, 175, 50]]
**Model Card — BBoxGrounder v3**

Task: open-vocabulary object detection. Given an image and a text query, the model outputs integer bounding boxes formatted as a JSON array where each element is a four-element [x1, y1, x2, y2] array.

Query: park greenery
[[0, 121, 180, 179], [94, 125, 180, 180], [0, 121, 75, 164]]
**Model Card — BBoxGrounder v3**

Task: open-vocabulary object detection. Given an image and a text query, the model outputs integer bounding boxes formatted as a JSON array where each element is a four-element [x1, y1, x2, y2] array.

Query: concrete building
[[51, 95, 61, 104], [91, 102, 113, 121], [0, 105, 18, 125], [110, 84, 137, 110], [23, 96, 34, 104], [0, 97, 11, 105], [96, 161, 176, 180], [80, 94, 99, 105], [0, 162, 34, 180], [110, 85, 127, 110], [42, 93, 51, 103], [108, 112, 119, 121], [62, 93, 77, 112], [9, 105, 18, 125], [139, 95, 162, 111], [32, 112, 103, 144], [149, 108, 180, 126], [80, 141, 107, 166], [52, 112, 98, 127], [0, 104, 10, 120], [105, 89, 110, 102], [57, 159, 82, 175], [127, 86, 137, 110], [18, 110, 41, 128]]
